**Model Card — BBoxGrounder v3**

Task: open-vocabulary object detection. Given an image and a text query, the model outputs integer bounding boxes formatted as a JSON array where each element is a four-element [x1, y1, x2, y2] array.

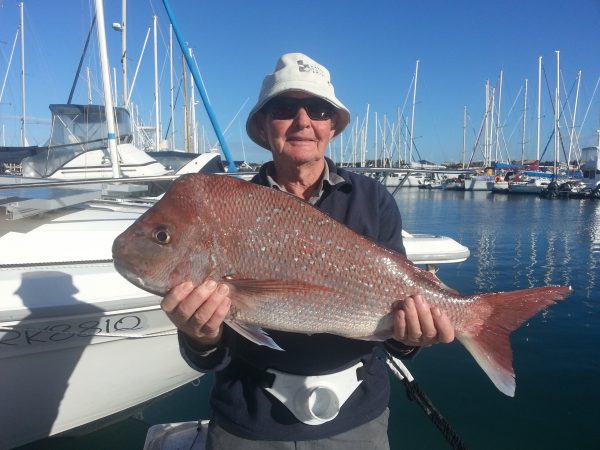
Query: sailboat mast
[[462, 106, 467, 169], [94, 0, 121, 178], [153, 15, 160, 152], [554, 50, 560, 174], [409, 59, 419, 164], [568, 70, 581, 167], [362, 104, 369, 166], [489, 87, 496, 167], [19, 2, 27, 146], [495, 70, 503, 164], [374, 112, 378, 166], [162, 0, 236, 171], [169, 25, 175, 150], [484, 81, 489, 165], [182, 54, 189, 151], [121, 0, 128, 107], [536, 56, 542, 161], [189, 48, 198, 153], [521, 79, 528, 164]]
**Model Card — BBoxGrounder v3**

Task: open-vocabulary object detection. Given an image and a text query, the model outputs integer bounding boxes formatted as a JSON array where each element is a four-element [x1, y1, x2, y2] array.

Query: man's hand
[[161, 280, 231, 347], [392, 294, 455, 346]]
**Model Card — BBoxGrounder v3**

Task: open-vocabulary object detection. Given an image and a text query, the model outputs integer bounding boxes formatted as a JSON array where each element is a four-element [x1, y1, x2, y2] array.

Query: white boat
[[402, 230, 470, 264], [580, 144, 600, 188], [464, 175, 492, 191], [18, 104, 223, 181], [487, 179, 510, 193], [441, 177, 465, 191], [382, 163, 446, 188], [508, 177, 549, 194], [419, 180, 443, 189], [0, 183, 203, 449]]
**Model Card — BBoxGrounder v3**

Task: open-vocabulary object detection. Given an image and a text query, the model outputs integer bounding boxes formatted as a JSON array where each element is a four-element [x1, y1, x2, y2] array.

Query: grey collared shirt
[[264, 161, 345, 205]]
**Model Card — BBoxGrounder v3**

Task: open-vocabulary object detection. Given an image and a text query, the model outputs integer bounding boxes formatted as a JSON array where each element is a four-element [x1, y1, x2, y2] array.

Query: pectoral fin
[[222, 276, 334, 310], [225, 320, 284, 351]]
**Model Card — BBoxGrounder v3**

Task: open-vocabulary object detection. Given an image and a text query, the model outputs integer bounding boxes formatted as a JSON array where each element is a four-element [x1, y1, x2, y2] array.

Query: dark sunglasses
[[264, 97, 336, 121]]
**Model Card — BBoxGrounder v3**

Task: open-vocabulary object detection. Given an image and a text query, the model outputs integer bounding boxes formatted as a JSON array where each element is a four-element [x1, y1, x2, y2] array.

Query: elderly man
[[162, 52, 454, 450]]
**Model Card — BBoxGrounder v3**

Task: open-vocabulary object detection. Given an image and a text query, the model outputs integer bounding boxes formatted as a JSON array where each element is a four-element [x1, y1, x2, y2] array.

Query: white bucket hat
[[246, 53, 351, 150]]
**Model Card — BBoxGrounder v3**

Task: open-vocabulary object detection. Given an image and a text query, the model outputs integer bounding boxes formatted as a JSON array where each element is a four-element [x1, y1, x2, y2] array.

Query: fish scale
[[113, 173, 572, 396]]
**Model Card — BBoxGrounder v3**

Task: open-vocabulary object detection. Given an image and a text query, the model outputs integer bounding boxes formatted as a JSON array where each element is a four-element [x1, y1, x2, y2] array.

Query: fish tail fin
[[458, 285, 572, 397]]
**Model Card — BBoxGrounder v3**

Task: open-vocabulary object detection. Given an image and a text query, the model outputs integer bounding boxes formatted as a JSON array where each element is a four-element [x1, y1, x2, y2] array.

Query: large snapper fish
[[112, 173, 571, 396]]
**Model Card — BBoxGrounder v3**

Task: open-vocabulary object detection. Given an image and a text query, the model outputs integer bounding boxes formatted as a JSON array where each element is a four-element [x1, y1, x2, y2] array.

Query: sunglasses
[[264, 97, 336, 121]]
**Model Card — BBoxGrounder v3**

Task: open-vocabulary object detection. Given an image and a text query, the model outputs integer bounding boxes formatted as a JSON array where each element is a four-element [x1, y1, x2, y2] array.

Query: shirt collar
[[264, 161, 344, 204]]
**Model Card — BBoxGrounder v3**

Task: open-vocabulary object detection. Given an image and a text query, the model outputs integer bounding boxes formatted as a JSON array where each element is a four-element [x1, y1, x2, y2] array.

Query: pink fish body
[[112, 174, 572, 396]]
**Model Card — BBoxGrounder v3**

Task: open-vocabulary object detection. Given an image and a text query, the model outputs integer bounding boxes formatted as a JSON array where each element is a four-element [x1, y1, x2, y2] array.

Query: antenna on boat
[[161, 0, 237, 173]]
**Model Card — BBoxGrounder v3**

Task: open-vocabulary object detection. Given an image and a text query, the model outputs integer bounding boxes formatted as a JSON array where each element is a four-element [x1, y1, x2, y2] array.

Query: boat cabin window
[[20, 104, 133, 177]]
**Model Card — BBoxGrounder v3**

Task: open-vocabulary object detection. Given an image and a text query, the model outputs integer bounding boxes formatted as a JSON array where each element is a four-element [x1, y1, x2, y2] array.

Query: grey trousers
[[205, 408, 390, 450]]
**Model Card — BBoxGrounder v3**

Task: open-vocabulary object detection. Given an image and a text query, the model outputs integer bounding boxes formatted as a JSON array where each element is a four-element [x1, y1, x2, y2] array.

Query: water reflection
[[526, 230, 538, 289], [473, 224, 497, 292], [513, 232, 522, 288], [585, 202, 600, 299], [394, 189, 600, 301], [391, 189, 599, 450], [542, 232, 557, 287]]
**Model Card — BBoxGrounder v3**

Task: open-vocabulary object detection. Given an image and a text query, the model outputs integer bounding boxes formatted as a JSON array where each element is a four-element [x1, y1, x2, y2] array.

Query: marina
[[1, 0, 599, 449], [12, 187, 600, 450]]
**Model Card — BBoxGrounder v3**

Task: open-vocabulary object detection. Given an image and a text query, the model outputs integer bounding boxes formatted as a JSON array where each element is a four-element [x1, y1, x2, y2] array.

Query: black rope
[[387, 354, 468, 450]]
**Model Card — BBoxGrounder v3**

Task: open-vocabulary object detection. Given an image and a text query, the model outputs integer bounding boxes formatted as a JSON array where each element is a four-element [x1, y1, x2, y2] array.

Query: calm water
[[19, 190, 600, 450]]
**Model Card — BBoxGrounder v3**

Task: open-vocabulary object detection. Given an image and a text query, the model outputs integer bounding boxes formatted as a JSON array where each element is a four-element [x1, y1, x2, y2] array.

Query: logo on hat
[[296, 59, 326, 79]]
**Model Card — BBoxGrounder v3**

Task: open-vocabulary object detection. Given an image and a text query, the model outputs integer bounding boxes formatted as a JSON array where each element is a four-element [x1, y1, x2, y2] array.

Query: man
[[162, 52, 454, 449]]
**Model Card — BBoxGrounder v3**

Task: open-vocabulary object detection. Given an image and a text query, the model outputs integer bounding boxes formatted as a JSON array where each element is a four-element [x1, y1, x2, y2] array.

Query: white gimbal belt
[[263, 361, 364, 425]]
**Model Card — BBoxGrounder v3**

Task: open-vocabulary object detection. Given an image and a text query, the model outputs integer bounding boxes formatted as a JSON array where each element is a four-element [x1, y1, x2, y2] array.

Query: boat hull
[[0, 203, 200, 448], [0, 304, 199, 448]]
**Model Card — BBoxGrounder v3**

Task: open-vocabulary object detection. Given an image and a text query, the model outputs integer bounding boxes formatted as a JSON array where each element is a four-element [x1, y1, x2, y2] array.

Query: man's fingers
[[161, 281, 195, 314], [192, 284, 230, 331], [393, 295, 455, 347], [414, 296, 437, 342], [403, 296, 422, 341], [432, 307, 455, 343], [202, 294, 231, 335], [393, 308, 407, 341]]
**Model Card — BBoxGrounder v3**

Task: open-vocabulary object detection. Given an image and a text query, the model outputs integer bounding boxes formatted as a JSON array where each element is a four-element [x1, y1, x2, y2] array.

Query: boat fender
[[495, 176, 501, 183], [263, 361, 364, 425]]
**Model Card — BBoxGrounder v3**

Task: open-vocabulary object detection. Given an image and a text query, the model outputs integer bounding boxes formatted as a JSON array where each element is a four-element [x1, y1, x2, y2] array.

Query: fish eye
[[152, 226, 171, 245]]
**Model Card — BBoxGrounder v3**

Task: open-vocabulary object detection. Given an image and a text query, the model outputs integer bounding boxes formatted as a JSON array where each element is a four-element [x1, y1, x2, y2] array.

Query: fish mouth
[[113, 261, 168, 297]]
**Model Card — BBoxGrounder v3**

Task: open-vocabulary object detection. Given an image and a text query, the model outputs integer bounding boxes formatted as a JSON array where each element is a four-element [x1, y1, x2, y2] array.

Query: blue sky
[[0, 0, 599, 165]]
